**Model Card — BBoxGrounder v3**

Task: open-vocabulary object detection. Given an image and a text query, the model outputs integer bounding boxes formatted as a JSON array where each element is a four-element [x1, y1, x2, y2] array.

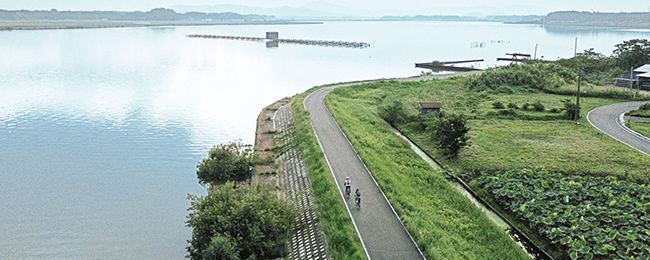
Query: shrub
[[561, 99, 579, 120], [492, 101, 505, 109], [466, 62, 576, 93], [186, 182, 298, 260], [498, 109, 518, 117], [532, 101, 545, 112], [508, 102, 519, 109], [427, 113, 470, 158], [521, 103, 531, 110], [196, 140, 254, 186], [549, 108, 560, 113], [378, 99, 407, 125]]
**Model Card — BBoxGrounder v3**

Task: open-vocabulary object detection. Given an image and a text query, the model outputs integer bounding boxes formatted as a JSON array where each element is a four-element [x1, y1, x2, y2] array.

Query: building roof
[[634, 64, 650, 73], [419, 102, 442, 109]]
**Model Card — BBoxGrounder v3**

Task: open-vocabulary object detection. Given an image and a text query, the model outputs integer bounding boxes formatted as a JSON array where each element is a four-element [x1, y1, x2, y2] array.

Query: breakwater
[[188, 34, 371, 49]]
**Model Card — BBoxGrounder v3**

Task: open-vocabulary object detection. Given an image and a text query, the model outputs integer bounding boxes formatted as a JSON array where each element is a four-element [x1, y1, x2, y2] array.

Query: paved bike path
[[302, 73, 480, 259], [587, 101, 650, 156], [304, 85, 425, 260]]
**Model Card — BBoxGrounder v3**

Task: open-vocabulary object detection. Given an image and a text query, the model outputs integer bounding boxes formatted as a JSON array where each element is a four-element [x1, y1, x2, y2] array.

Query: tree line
[[543, 11, 650, 28], [0, 8, 273, 21]]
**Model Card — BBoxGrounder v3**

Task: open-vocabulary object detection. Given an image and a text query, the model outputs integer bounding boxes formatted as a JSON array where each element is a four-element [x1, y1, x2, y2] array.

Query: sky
[[1, 0, 649, 15]]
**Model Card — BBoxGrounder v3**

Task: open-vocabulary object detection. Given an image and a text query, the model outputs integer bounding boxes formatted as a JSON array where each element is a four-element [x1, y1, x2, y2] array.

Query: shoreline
[[0, 20, 323, 31]]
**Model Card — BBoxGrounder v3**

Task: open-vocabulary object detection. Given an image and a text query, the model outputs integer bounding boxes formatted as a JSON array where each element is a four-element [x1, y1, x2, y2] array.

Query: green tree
[[427, 113, 470, 159], [612, 38, 650, 70], [557, 48, 614, 73], [196, 140, 254, 186], [186, 182, 298, 260]]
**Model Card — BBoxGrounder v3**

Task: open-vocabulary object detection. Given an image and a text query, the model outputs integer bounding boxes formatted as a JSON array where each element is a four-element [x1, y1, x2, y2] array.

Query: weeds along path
[[302, 72, 479, 259], [275, 104, 331, 260], [587, 101, 650, 156]]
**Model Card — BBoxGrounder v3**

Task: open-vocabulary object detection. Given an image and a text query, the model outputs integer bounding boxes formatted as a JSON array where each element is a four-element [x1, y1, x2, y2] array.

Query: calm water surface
[[1, 21, 649, 259]]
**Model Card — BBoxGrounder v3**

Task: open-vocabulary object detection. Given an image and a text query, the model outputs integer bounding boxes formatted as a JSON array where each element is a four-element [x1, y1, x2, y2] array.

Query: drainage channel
[[392, 128, 554, 260]]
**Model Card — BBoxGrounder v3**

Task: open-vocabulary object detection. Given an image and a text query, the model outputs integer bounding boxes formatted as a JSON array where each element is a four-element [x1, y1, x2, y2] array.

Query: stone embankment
[[254, 98, 330, 260]]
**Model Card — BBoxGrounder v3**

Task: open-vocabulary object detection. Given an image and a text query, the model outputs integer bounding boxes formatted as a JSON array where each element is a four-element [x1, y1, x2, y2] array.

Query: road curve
[[302, 73, 479, 260], [587, 101, 650, 156]]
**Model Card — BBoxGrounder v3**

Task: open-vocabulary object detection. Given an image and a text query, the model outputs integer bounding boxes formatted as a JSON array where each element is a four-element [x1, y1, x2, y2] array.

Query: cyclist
[[344, 177, 352, 196], [355, 188, 361, 206]]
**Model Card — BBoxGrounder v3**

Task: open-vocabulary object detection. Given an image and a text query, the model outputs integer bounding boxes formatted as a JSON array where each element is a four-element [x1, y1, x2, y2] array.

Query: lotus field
[[478, 169, 650, 259]]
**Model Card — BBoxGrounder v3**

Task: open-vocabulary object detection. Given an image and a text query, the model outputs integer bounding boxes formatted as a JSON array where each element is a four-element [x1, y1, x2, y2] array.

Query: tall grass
[[325, 84, 531, 259], [291, 93, 367, 260]]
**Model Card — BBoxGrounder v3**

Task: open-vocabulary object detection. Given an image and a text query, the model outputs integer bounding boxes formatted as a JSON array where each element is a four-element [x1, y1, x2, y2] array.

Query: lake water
[[1, 21, 649, 259]]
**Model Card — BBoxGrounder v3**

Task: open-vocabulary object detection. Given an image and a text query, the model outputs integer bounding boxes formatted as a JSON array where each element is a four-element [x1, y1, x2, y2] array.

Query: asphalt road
[[587, 101, 650, 156]]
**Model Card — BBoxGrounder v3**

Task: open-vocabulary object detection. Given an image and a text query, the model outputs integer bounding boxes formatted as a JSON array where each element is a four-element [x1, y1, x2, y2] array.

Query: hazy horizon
[[2, 0, 650, 16]]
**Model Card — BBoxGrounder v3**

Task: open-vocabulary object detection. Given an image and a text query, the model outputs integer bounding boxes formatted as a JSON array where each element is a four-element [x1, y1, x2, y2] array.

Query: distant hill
[[170, 1, 546, 19], [169, 1, 368, 19], [0, 8, 274, 21], [540, 11, 650, 28], [378, 15, 544, 23]]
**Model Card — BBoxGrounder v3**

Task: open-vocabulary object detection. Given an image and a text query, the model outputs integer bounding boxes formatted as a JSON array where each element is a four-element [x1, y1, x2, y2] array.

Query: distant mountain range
[[169, 0, 547, 19], [0, 8, 273, 21]]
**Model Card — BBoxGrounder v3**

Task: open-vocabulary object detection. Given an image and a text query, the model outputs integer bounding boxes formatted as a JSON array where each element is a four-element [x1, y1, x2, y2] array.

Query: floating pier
[[188, 32, 371, 49], [415, 59, 484, 72], [497, 53, 532, 63]]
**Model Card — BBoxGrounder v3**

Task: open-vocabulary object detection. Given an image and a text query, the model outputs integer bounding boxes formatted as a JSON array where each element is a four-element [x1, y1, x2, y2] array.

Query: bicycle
[[345, 186, 351, 199]]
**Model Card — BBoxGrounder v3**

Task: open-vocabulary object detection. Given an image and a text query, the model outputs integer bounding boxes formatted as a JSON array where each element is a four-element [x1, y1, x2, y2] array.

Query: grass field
[[323, 75, 650, 258], [325, 83, 531, 259]]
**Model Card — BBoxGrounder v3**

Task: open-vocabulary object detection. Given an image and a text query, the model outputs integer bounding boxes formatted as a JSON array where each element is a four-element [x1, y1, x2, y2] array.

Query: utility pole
[[574, 38, 578, 57], [534, 44, 538, 60], [575, 65, 582, 121], [630, 66, 634, 98]]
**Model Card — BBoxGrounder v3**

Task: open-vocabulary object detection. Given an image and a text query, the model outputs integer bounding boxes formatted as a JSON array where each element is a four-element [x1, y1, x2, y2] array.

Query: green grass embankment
[[324, 81, 531, 259], [324, 74, 650, 258], [291, 92, 367, 260]]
